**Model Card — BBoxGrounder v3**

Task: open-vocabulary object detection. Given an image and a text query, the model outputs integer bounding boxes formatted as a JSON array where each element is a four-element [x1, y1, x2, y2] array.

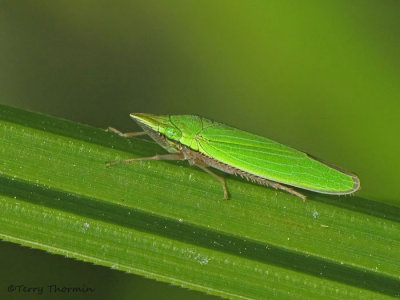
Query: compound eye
[[165, 126, 181, 140]]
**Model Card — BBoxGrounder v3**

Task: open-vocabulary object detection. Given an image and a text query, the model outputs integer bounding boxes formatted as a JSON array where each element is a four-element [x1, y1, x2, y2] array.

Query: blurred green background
[[1, 1, 399, 299]]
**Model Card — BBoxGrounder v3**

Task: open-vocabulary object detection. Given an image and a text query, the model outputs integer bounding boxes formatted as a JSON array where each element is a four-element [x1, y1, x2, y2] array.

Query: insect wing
[[195, 123, 358, 194]]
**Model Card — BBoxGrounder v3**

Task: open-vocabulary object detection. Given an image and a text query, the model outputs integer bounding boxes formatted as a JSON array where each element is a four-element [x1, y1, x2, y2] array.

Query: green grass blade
[[0, 104, 398, 299]]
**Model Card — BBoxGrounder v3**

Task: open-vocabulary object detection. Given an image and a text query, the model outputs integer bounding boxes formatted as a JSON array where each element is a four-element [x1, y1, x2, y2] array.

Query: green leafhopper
[[107, 114, 360, 200]]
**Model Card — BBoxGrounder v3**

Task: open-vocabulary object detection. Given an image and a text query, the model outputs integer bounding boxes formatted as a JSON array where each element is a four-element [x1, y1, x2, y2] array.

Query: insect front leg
[[107, 127, 148, 137]]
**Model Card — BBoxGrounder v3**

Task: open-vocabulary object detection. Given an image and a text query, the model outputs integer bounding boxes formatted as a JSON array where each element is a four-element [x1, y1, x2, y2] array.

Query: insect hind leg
[[254, 177, 307, 201], [234, 169, 307, 201]]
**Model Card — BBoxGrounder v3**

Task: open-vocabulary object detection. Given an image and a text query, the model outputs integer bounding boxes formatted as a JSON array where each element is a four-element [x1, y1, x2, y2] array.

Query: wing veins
[[197, 139, 325, 182]]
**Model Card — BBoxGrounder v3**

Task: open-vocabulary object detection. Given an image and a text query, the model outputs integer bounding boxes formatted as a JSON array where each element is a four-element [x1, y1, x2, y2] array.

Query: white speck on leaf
[[183, 248, 211, 265], [81, 222, 90, 233]]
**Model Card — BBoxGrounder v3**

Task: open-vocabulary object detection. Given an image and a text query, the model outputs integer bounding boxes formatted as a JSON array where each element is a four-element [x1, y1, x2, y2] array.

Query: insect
[[106, 114, 360, 200]]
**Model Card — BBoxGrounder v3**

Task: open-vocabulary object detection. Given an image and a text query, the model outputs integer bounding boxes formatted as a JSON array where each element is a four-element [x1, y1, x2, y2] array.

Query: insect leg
[[107, 127, 147, 137], [196, 165, 229, 200], [273, 183, 306, 201], [257, 177, 307, 201], [106, 153, 185, 167]]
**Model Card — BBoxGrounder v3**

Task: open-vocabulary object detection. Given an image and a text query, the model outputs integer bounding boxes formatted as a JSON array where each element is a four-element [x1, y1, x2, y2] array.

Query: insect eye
[[165, 127, 181, 140]]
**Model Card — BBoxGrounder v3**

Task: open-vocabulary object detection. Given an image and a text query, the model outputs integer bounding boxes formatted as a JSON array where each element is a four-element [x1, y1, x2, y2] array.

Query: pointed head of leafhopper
[[130, 113, 183, 151]]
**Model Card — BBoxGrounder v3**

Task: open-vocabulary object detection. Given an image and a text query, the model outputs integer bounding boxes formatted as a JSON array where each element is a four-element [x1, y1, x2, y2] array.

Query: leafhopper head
[[130, 113, 182, 153]]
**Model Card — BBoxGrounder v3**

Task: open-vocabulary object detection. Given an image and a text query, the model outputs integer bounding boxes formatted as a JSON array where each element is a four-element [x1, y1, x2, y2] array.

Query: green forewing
[[167, 116, 356, 194]]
